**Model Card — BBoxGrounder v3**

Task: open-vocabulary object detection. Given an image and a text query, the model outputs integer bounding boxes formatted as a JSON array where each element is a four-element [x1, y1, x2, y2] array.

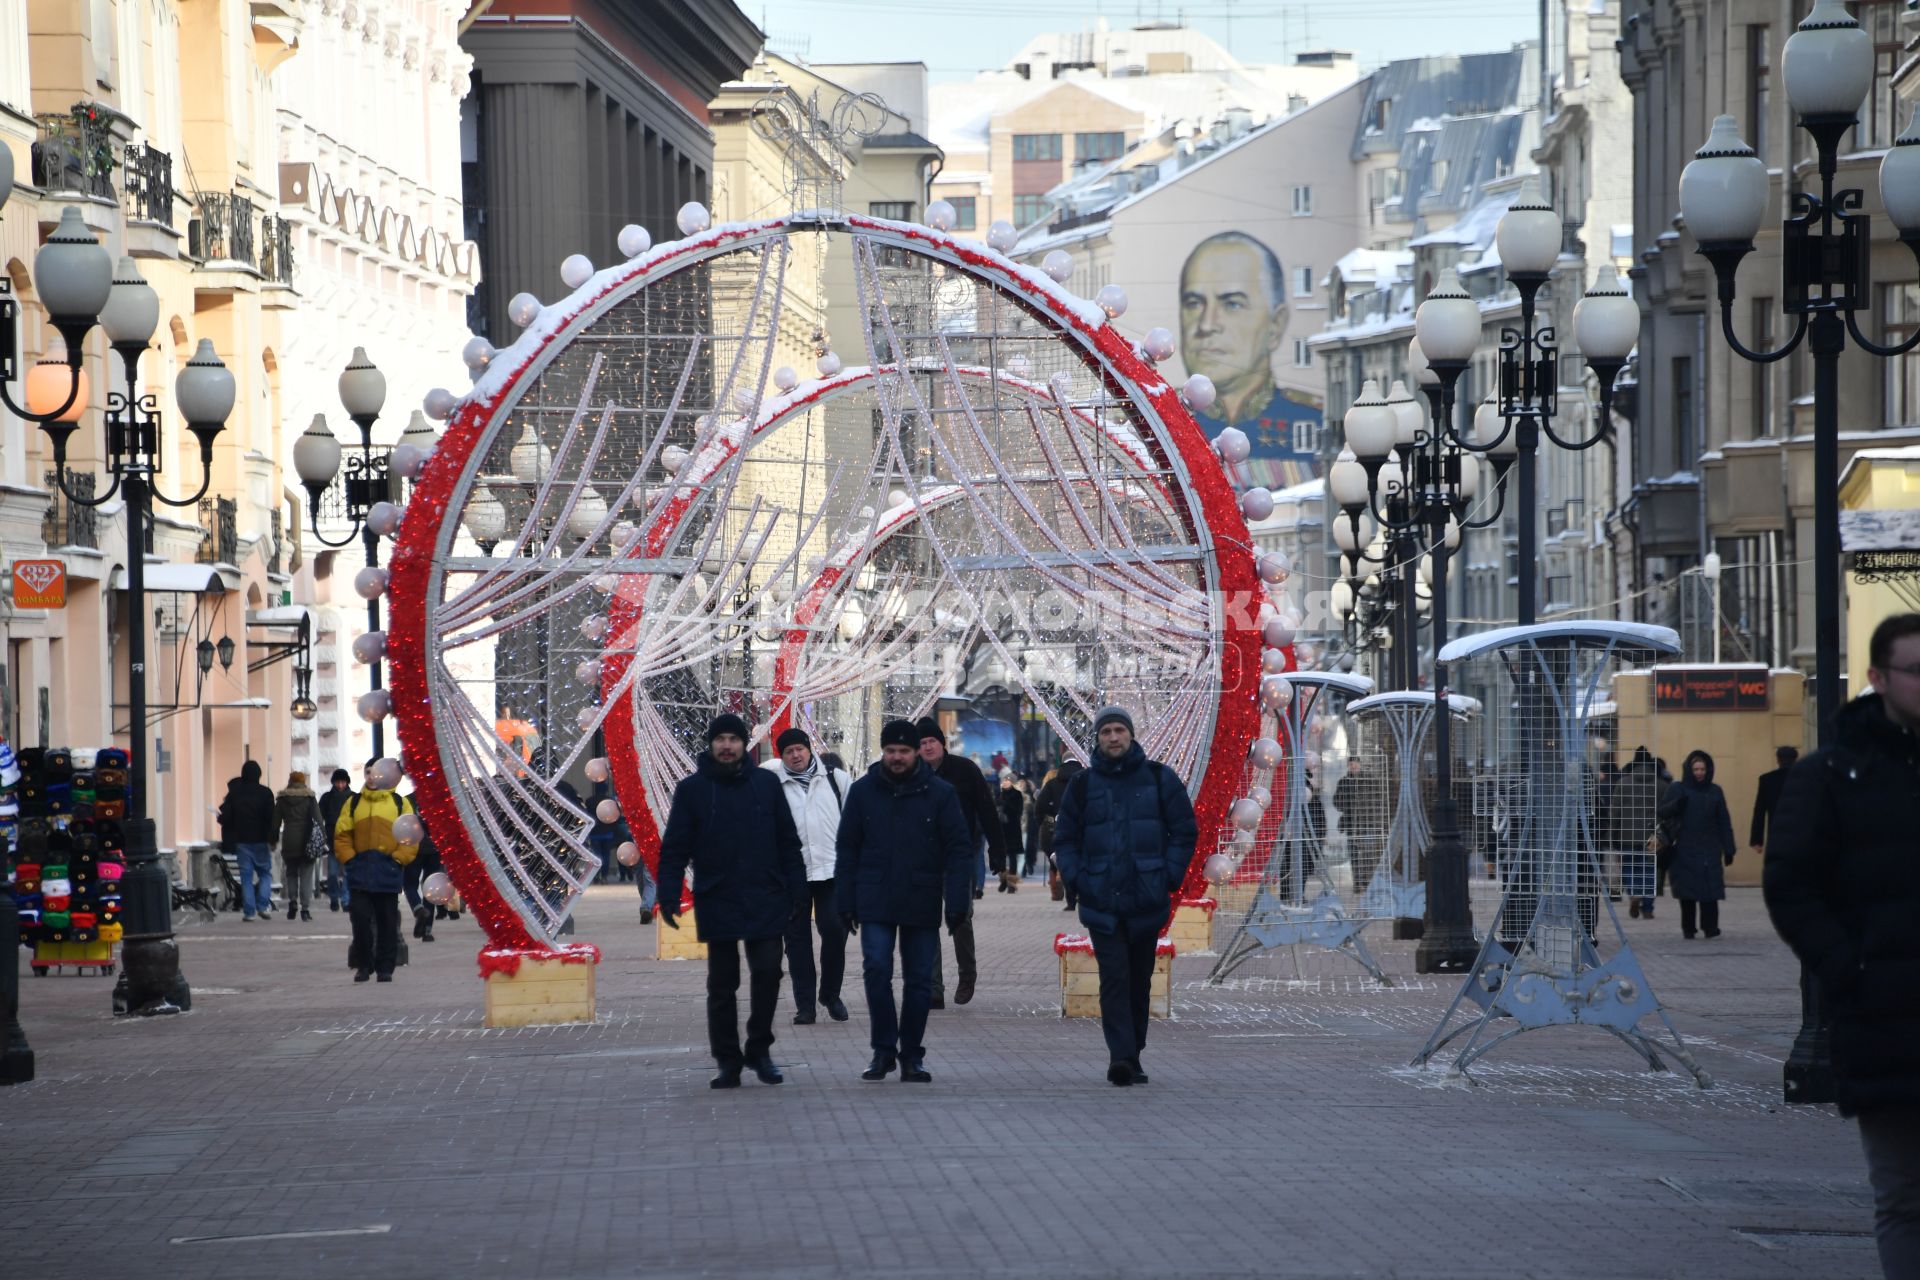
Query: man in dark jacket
[[318, 768, 353, 912], [656, 713, 807, 1089], [916, 717, 1004, 1006], [835, 718, 972, 1082], [1749, 744, 1800, 858], [218, 760, 277, 922], [1766, 613, 1920, 1278], [1054, 706, 1197, 1086]]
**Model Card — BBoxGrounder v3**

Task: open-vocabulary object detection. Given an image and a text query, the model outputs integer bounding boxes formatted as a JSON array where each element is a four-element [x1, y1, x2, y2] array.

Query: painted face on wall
[[1178, 236, 1285, 401]]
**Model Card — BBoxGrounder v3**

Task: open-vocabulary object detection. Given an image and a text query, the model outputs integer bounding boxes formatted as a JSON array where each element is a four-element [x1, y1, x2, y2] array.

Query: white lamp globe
[[1041, 250, 1074, 283], [1882, 111, 1920, 234], [567, 486, 608, 540], [1782, 0, 1874, 120], [1329, 449, 1372, 509], [1678, 116, 1768, 246], [423, 387, 458, 421], [509, 422, 552, 484], [1407, 336, 1437, 388], [1386, 378, 1423, 448], [462, 483, 508, 542], [1343, 379, 1397, 461], [1494, 175, 1560, 276], [1472, 397, 1517, 459], [293, 415, 343, 486], [1572, 264, 1641, 361], [1414, 268, 1480, 363], [1240, 487, 1275, 522]]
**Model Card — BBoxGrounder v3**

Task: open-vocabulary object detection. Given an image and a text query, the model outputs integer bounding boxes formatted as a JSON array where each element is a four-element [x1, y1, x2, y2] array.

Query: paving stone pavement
[[0, 881, 1880, 1279]]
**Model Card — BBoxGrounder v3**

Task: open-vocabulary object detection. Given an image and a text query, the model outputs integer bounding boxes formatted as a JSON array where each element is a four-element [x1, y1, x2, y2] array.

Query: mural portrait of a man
[[1178, 230, 1323, 488]]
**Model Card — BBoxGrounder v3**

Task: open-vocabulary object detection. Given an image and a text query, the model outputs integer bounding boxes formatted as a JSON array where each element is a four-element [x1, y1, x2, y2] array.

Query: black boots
[[412, 906, 435, 942], [861, 1053, 897, 1081]]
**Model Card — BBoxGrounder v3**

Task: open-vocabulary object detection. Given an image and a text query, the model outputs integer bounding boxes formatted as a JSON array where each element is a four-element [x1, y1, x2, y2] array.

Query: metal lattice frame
[[1411, 622, 1711, 1087], [1345, 691, 1481, 922]]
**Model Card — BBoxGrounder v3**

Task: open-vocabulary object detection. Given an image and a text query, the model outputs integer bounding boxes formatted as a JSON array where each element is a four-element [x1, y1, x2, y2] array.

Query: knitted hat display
[[94, 747, 129, 769], [43, 749, 72, 779], [70, 747, 98, 770]]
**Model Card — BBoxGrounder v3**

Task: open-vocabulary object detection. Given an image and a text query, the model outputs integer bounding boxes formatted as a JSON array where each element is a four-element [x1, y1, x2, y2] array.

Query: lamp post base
[[1415, 821, 1477, 974], [110, 819, 190, 1017], [1393, 918, 1425, 940]]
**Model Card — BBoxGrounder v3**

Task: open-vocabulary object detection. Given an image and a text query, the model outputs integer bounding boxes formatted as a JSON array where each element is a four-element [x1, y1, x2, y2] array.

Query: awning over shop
[[110, 563, 228, 594]]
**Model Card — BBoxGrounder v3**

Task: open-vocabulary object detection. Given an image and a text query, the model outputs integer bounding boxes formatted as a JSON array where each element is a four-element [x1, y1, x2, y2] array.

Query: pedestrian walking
[[916, 717, 1005, 1006], [272, 771, 320, 922], [656, 713, 806, 1089], [1605, 746, 1664, 918], [764, 726, 854, 1025], [403, 816, 443, 943], [835, 718, 972, 1082], [1053, 705, 1197, 1086], [1657, 749, 1735, 939], [333, 759, 422, 982], [998, 772, 1026, 889], [217, 760, 277, 922], [318, 767, 353, 912], [1332, 756, 1387, 899], [1749, 744, 1800, 860], [1035, 758, 1084, 909], [1766, 612, 1920, 1279]]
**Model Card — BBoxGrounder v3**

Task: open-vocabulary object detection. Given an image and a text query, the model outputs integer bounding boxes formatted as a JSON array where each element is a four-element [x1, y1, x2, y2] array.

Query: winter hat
[[914, 716, 945, 746], [706, 712, 750, 744], [881, 718, 921, 749], [775, 727, 811, 753], [1093, 705, 1135, 736]]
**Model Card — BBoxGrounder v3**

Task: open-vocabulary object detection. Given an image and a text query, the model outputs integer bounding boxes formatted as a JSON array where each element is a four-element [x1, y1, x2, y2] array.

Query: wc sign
[[1653, 666, 1770, 712], [11, 559, 66, 609]]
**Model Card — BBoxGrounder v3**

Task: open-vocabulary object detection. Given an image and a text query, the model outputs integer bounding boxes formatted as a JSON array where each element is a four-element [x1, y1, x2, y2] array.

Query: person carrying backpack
[[333, 759, 421, 983]]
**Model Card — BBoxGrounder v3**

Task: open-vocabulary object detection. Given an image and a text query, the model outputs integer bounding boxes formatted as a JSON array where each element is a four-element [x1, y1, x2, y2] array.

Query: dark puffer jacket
[[1658, 750, 1735, 902], [217, 760, 276, 846], [1053, 742, 1198, 932], [1765, 693, 1920, 1116], [834, 759, 972, 929], [656, 752, 806, 942]]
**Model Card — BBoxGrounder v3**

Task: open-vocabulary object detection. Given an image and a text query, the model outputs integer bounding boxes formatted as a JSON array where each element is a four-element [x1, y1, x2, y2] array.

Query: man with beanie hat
[[657, 713, 807, 1088], [835, 718, 973, 1081], [916, 716, 1005, 1005], [763, 726, 855, 1024], [1054, 705, 1197, 1085]]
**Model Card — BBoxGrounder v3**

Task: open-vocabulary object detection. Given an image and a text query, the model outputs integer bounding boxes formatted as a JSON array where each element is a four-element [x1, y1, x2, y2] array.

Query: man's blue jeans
[[235, 843, 274, 918], [860, 922, 938, 1062]]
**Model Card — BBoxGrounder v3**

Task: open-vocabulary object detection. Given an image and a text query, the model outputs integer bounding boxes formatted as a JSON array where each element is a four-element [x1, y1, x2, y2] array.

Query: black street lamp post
[[1675, 0, 1920, 1104]]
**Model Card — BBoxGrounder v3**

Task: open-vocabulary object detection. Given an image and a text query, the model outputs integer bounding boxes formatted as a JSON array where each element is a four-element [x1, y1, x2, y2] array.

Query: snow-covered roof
[[1438, 621, 1682, 664], [1347, 691, 1481, 716], [1287, 671, 1376, 698]]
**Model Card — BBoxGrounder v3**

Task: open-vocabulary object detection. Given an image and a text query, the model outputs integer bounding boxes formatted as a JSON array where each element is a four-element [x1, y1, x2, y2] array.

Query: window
[[1371, 97, 1391, 133], [1012, 194, 1050, 227], [1012, 133, 1063, 161], [1857, 2, 1902, 151], [1881, 283, 1920, 425], [869, 201, 914, 221], [1293, 266, 1313, 299], [1751, 297, 1776, 438], [1746, 25, 1770, 164], [1075, 131, 1125, 162], [1292, 419, 1321, 454], [1291, 185, 1313, 216], [1672, 355, 1696, 472], [1293, 340, 1312, 368], [949, 196, 977, 230]]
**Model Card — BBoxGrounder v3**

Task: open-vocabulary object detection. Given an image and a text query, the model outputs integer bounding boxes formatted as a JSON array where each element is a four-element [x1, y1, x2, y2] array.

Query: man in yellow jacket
[[333, 760, 421, 983]]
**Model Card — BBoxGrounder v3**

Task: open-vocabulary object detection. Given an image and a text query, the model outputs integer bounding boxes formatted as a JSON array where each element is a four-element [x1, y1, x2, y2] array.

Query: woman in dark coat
[[1657, 748, 1736, 939], [997, 774, 1026, 890]]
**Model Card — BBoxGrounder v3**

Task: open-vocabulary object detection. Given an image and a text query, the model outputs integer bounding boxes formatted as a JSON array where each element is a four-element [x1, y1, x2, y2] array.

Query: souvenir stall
[[6, 746, 131, 978]]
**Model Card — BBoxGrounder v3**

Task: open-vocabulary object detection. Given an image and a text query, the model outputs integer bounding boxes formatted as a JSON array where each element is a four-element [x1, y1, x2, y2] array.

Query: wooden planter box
[[1167, 896, 1217, 955], [482, 949, 598, 1028], [1054, 933, 1174, 1020], [654, 895, 706, 961]]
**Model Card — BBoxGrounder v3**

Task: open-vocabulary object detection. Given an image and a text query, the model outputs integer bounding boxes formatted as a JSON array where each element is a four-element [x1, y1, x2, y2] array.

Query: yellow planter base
[[655, 906, 707, 960], [1058, 949, 1171, 1020], [1166, 902, 1214, 955], [483, 953, 597, 1028]]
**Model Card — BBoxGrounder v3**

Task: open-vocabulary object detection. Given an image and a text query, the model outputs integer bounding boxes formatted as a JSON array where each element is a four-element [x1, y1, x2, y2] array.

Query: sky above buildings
[[751, 0, 1546, 81]]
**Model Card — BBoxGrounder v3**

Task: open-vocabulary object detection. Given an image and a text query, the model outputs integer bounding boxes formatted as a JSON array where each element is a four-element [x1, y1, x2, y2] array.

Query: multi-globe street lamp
[[2, 173, 236, 1036], [1675, 0, 1920, 1104]]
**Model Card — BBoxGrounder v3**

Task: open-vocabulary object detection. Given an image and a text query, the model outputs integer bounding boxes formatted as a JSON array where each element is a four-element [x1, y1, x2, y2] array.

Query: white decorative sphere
[[1248, 784, 1272, 808], [1261, 647, 1289, 675], [1215, 427, 1251, 463], [391, 813, 425, 845], [508, 292, 541, 327], [888, 488, 910, 508], [615, 841, 641, 867], [575, 658, 601, 684], [590, 572, 617, 595], [1184, 373, 1217, 412], [579, 613, 609, 642], [576, 705, 599, 731], [612, 519, 638, 546], [618, 224, 652, 258], [421, 870, 454, 904], [1262, 616, 1296, 650], [1142, 327, 1176, 361], [1257, 553, 1290, 584], [1041, 250, 1074, 283], [817, 351, 843, 377], [353, 566, 389, 600], [773, 365, 799, 392], [676, 202, 711, 235], [595, 798, 621, 825], [560, 254, 594, 289], [1203, 852, 1234, 884], [1251, 736, 1283, 768], [585, 757, 612, 784], [423, 387, 458, 420], [1240, 487, 1275, 522], [357, 689, 392, 722], [661, 444, 689, 474], [350, 631, 387, 665], [462, 335, 496, 372], [391, 443, 428, 480], [925, 199, 957, 231], [731, 385, 759, 412], [366, 500, 403, 537], [1293, 641, 1319, 667], [986, 219, 1018, 251], [1231, 797, 1264, 830], [1261, 675, 1294, 711], [1094, 284, 1128, 318], [367, 757, 404, 790]]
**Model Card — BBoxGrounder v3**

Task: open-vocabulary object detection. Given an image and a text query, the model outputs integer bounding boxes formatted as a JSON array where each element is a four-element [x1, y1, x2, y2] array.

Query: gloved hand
[[839, 912, 858, 935], [1724, 852, 1736, 867], [659, 908, 680, 931], [945, 912, 966, 933]]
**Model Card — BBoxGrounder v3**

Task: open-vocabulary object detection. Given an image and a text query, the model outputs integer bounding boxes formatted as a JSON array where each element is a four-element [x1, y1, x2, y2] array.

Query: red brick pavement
[[0, 882, 1879, 1278]]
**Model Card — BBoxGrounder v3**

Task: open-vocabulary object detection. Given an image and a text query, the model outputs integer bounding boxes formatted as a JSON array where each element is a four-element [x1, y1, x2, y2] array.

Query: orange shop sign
[[11, 559, 67, 609]]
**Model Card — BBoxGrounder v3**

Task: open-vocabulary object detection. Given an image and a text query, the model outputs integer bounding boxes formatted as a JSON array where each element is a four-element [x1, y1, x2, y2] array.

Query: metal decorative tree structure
[[1345, 691, 1481, 923]]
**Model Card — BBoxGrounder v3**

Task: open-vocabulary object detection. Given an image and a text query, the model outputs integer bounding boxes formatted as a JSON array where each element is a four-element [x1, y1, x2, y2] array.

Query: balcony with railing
[[196, 496, 238, 567], [259, 214, 295, 286], [121, 141, 175, 228], [188, 191, 257, 268], [31, 108, 118, 203], [41, 469, 100, 550]]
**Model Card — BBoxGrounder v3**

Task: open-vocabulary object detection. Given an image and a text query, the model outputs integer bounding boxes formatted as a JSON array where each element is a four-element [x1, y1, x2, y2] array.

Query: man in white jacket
[[764, 727, 854, 1024]]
